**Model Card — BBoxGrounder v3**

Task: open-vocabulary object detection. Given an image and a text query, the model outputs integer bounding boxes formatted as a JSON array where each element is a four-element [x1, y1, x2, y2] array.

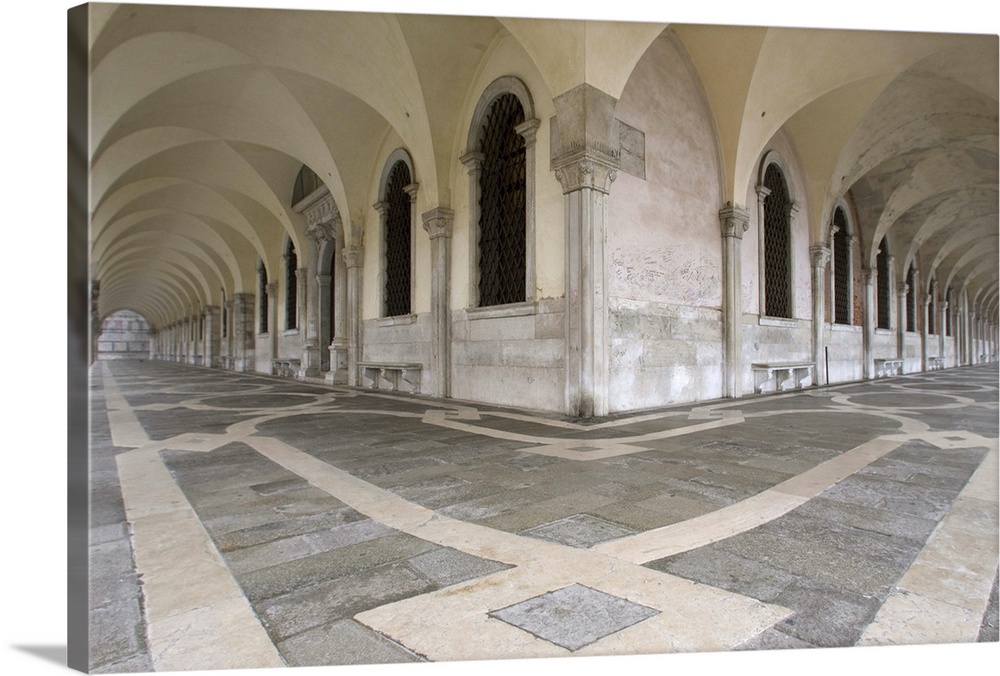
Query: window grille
[[478, 92, 526, 307], [384, 161, 412, 316], [762, 165, 791, 318], [877, 237, 891, 329], [833, 208, 850, 324], [222, 306, 228, 338], [285, 241, 297, 330], [258, 260, 268, 334], [906, 265, 916, 332]]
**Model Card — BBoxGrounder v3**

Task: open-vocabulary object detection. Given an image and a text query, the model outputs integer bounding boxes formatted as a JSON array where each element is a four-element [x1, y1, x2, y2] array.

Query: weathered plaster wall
[[606, 31, 725, 410]]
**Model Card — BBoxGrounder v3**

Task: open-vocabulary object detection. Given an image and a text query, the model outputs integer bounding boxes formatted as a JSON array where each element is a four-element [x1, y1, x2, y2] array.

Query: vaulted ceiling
[[85, 3, 998, 326]]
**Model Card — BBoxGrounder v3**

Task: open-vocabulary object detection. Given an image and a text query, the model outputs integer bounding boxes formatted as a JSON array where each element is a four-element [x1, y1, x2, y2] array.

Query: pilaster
[[343, 244, 364, 386], [719, 203, 750, 398], [810, 245, 831, 385], [423, 207, 454, 399]]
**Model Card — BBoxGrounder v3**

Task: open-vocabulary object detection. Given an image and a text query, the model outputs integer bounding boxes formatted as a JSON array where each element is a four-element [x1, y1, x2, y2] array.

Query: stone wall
[[97, 310, 151, 360]]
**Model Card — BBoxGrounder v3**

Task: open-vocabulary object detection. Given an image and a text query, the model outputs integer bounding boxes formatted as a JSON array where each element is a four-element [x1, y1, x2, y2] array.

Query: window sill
[[467, 300, 537, 320], [759, 316, 798, 328], [282, 329, 299, 337], [831, 323, 861, 332], [377, 314, 417, 327]]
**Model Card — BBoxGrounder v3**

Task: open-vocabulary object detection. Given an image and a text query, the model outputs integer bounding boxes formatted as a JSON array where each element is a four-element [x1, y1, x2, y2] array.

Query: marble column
[[204, 305, 220, 368], [266, 283, 278, 368], [552, 84, 618, 418], [90, 280, 100, 364], [328, 227, 349, 384], [298, 224, 330, 378], [810, 245, 831, 386], [939, 301, 948, 365], [344, 244, 364, 386], [862, 268, 876, 379], [896, 281, 908, 360], [921, 295, 931, 371], [233, 293, 254, 372], [719, 203, 750, 398], [422, 208, 454, 399], [223, 300, 234, 367]]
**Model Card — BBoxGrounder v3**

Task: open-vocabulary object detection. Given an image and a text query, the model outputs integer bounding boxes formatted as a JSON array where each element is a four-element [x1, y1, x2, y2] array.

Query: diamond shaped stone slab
[[488, 584, 659, 651], [522, 514, 637, 548]]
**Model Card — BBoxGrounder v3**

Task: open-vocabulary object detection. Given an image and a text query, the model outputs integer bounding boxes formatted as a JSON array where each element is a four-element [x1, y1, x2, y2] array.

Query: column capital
[[300, 189, 338, 230], [755, 184, 772, 202], [810, 244, 831, 269], [459, 151, 484, 171], [515, 117, 541, 145], [306, 220, 335, 244], [372, 200, 388, 215], [863, 267, 877, 285], [403, 182, 420, 202], [719, 202, 750, 239], [422, 207, 455, 240], [552, 146, 619, 194], [343, 244, 364, 269], [266, 282, 277, 298]]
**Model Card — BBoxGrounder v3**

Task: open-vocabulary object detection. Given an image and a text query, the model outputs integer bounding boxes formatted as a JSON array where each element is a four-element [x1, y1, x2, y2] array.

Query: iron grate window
[[258, 260, 268, 334], [906, 265, 916, 332], [478, 92, 526, 307], [877, 237, 891, 329], [384, 161, 412, 316], [763, 165, 792, 318], [285, 242, 297, 330], [833, 208, 851, 324]]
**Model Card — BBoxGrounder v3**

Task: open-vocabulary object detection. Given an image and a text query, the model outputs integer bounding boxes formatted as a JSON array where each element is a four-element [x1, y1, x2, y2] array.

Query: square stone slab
[[488, 584, 659, 651], [521, 514, 637, 548]]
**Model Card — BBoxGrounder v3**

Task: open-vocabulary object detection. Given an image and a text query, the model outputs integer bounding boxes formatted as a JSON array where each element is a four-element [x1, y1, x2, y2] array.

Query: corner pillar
[[810, 245, 831, 386], [423, 208, 454, 399], [862, 268, 876, 379], [719, 203, 750, 398], [343, 244, 364, 386]]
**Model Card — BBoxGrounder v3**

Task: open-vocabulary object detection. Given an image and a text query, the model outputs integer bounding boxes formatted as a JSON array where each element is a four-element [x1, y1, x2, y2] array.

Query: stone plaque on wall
[[616, 119, 645, 180]]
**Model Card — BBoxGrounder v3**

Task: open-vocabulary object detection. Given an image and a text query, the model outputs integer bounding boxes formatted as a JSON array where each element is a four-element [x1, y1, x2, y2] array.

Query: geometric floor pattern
[[88, 360, 999, 672]]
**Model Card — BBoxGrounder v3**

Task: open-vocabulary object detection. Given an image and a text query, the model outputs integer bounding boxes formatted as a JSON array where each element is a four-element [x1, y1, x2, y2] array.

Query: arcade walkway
[[88, 361, 999, 672]]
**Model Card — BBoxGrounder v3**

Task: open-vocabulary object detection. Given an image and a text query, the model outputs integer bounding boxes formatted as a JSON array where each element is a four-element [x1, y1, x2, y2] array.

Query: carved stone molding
[[552, 146, 619, 194], [810, 245, 831, 269], [343, 244, 364, 269], [422, 207, 454, 240], [719, 202, 750, 239]]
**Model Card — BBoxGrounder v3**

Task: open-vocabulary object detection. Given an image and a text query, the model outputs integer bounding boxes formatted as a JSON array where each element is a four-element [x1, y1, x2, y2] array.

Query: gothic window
[[762, 164, 792, 318], [285, 239, 297, 330], [906, 264, 916, 332], [292, 165, 322, 206], [833, 207, 851, 325], [383, 160, 412, 316], [876, 237, 891, 330], [478, 92, 527, 307], [258, 259, 268, 334]]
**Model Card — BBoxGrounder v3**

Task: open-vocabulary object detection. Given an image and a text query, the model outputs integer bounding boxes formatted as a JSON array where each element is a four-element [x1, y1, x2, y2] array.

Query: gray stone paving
[[87, 360, 1000, 670]]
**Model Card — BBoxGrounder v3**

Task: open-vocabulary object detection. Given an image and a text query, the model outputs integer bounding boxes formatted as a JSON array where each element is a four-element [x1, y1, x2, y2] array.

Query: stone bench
[[272, 358, 301, 378], [751, 361, 815, 393], [874, 358, 904, 378], [928, 356, 945, 371], [358, 361, 422, 394]]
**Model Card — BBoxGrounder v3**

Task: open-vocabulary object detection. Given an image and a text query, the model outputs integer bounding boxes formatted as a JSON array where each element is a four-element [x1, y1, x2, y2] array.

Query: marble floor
[[87, 360, 999, 673]]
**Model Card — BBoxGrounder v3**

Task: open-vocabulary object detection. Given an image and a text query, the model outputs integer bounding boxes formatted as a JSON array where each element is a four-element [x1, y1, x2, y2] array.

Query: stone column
[[298, 225, 329, 378], [267, 282, 278, 366], [939, 300, 948, 365], [862, 268, 876, 379], [459, 151, 484, 307], [344, 244, 364, 386], [896, 281, 908, 360], [223, 300, 234, 367], [810, 245, 831, 386], [204, 305, 220, 368], [719, 203, 750, 398], [328, 227, 349, 384], [552, 84, 619, 418], [90, 280, 100, 364], [423, 208, 454, 399], [755, 185, 771, 316], [921, 294, 931, 371], [233, 293, 253, 372]]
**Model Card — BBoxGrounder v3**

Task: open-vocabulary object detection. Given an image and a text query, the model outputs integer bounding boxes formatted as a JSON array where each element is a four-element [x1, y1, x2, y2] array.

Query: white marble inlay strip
[[103, 367, 285, 672], [594, 437, 904, 563], [101, 362, 151, 448], [244, 434, 793, 660], [858, 444, 999, 646]]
